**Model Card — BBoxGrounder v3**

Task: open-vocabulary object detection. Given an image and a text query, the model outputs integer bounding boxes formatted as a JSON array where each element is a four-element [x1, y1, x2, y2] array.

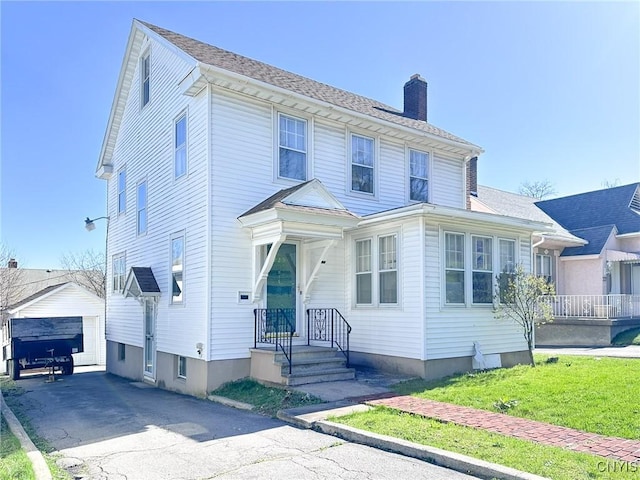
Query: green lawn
[[332, 355, 640, 480], [0, 414, 35, 480], [391, 355, 640, 439]]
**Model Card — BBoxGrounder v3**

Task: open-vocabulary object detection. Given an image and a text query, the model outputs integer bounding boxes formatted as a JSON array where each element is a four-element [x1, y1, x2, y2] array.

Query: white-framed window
[[445, 232, 465, 304], [409, 149, 429, 202], [351, 134, 374, 194], [472, 236, 493, 304], [117, 169, 126, 215], [171, 234, 184, 304], [177, 355, 187, 379], [499, 239, 516, 274], [354, 233, 399, 306], [112, 253, 126, 293], [379, 235, 397, 304], [355, 239, 372, 304], [278, 113, 307, 181], [535, 254, 553, 284], [141, 51, 150, 107], [174, 113, 187, 179], [137, 180, 147, 235]]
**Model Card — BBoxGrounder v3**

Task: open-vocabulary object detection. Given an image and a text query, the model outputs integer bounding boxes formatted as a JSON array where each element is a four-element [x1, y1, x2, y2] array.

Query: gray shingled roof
[[129, 267, 161, 294], [6, 283, 69, 310], [139, 21, 478, 149]]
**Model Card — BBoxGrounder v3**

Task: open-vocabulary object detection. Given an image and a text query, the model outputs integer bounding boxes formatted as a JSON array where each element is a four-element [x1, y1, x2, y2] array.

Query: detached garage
[[6, 282, 105, 366]]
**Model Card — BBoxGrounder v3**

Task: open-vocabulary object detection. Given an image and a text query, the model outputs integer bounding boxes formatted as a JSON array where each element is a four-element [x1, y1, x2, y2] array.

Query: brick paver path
[[362, 394, 640, 462]]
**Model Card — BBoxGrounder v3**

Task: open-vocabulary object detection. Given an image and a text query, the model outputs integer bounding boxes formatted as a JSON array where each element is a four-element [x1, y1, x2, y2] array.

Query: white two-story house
[[96, 20, 548, 397]]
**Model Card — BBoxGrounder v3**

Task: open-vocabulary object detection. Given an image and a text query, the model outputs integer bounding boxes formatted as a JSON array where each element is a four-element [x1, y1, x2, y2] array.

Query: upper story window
[[171, 234, 184, 304], [278, 114, 307, 181], [409, 149, 429, 202], [112, 253, 126, 293], [174, 114, 187, 179], [141, 52, 151, 107], [472, 236, 493, 304], [351, 134, 374, 194], [355, 239, 372, 304], [117, 169, 126, 214], [137, 180, 147, 235], [445, 233, 465, 304]]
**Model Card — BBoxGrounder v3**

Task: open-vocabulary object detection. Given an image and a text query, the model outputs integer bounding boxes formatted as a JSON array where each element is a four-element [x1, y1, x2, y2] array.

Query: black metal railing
[[254, 309, 295, 374], [306, 308, 352, 367]]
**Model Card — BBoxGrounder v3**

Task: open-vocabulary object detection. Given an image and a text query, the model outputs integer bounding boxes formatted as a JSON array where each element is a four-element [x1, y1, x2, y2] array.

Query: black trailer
[[3, 316, 84, 380]]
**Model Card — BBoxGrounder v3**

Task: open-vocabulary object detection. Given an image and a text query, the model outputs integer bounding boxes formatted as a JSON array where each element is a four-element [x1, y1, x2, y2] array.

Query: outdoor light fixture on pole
[[85, 215, 110, 340]]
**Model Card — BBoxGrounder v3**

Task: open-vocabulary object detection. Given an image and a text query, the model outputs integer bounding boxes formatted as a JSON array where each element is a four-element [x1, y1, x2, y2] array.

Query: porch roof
[[124, 267, 161, 299], [606, 250, 640, 263]]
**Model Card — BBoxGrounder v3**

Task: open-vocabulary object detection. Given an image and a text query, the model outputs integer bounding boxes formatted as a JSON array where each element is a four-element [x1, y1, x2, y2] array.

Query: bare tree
[[0, 243, 27, 314], [518, 180, 556, 200], [601, 178, 621, 189], [60, 249, 106, 299], [494, 264, 555, 366]]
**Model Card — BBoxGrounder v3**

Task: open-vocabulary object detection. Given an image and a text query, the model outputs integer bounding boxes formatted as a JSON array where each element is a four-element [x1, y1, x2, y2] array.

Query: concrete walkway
[[365, 394, 640, 463]]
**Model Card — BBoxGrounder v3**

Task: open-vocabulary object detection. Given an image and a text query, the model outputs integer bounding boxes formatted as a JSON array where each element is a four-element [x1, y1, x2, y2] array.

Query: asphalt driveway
[[12, 369, 478, 479]]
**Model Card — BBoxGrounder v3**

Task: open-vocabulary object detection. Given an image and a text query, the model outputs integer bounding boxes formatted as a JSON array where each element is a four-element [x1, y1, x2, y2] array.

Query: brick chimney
[[7, 258, 17, 268], [466, 157, 478, 209], [404, 74, 428, 122]]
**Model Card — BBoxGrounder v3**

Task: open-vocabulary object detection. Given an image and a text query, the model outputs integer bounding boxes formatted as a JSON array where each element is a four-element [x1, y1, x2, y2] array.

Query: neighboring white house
[[3, 282, 106, 367], [95, 20, 549, 397]]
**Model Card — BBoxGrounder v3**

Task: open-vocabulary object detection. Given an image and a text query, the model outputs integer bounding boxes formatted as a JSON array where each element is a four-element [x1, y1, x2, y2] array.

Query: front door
[[266, 243, 298, 333], [143, 299, 156, 378]]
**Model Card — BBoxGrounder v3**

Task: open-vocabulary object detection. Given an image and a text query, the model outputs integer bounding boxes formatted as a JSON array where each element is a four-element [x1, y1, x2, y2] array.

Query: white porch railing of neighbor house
[[539, 295, 640, 319]]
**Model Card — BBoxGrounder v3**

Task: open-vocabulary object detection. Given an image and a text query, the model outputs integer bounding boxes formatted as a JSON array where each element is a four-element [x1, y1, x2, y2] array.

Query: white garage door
[[73, 316, 97, 366]]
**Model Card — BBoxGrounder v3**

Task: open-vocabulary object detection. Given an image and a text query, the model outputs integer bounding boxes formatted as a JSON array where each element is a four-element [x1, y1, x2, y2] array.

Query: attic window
[[141, 52, 151, 107], [630, 187, 640, 214]]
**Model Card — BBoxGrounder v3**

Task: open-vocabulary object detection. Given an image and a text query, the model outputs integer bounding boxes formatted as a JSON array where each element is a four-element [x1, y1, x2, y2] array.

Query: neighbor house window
[[379, 235, 397, 304], [141, 52, 150, 107], [351, 134, 374, 194], [171, 234, 184, 303], [118, 169, 126, 214], [137, 181, 147, 235], [536, 254, 552, 284], [112, 253, 126, 292], [445, 233, 465, 304], [174, 114, 187, 179], [355, 239, 372, 304], [472, 236, 493, 304], [409, 149, 429, 202], [278, 114, 307, 180], [177, 355, 187, 378]]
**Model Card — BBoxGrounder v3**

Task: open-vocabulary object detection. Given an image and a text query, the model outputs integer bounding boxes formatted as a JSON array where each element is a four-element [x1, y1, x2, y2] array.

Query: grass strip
[[391, 355, 640, 439], [211, 378, 324, 417], [333, 406, 639, 480], [0, 413, 35, 480]]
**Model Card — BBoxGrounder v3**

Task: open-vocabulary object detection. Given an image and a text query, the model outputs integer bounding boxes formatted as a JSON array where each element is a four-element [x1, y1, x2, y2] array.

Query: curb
[[207, 394, 254, 410], [1, 394, 52, 480], [278, 403, 550, 480]]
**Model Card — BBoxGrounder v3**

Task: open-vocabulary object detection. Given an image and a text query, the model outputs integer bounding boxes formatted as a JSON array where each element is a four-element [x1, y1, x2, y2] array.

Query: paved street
[[13, 369, 478, 479]]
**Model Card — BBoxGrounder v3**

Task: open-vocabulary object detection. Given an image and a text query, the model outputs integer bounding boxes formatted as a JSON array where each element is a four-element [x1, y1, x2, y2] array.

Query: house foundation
[[536, 318, 640, 347]]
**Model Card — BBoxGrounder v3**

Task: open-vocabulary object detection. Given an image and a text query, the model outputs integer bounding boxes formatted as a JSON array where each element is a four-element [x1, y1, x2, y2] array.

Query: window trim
[[444, 232, 465, 305], [112, 253, 126, 293], [349, 132, 377, 196], [353, 232, 400, 308], [407, 148, 430, 203], [277, 112, 308, 182], [378, 234, 398, 304], [177, 355, 187, 379], [535, 253, 553, 284], [117, 168, 126, 215], [174, 112, 188, 180], [170, 232, 185, 305], [471, 235, 493, 305], [140, 50, 151, 108], [136, 179, 147, 236]]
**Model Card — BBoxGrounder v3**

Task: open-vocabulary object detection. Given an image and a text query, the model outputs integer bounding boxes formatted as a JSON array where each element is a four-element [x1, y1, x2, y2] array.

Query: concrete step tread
[[286, 367, 356, 379]]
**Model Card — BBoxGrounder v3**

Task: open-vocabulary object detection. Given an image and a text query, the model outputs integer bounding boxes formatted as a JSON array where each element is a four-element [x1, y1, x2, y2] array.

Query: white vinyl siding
[[278, 113, 307, 181]]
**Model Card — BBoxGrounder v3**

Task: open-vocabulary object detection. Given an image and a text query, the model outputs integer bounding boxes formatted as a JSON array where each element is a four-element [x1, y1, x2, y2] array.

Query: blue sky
[[1, 1, 639, 269]]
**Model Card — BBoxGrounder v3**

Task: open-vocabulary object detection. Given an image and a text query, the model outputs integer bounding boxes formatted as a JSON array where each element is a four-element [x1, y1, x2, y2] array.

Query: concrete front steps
[[250, 345, 355, 386]]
